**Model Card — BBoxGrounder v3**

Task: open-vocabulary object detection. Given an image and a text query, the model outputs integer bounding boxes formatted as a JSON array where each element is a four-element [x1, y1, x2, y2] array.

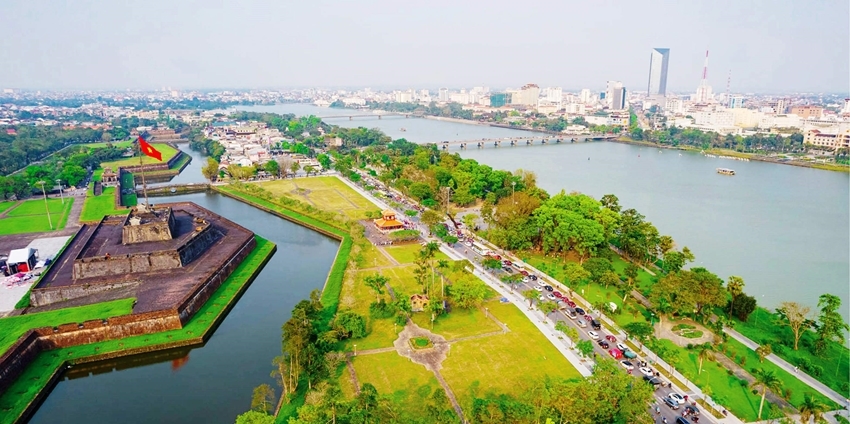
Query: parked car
[[639, 366, 653, 376], [519, 270, 529, 276], [537, 280, 547, 288], [534, 286, 544, 292], [608, 348, 623, 359], [616, 343, 629, 352], [663, 397, 680, 410], [566, 301, 576, 308], [565, 309, 577, 319], [642, 375, 663, 388], [619, 360, 635, 370], [502, 259, 512, 266], [583, 314, 593, 322], [553, 291, 563, 298], [529, 274, 538, 281], [675, 418, 689, 424], [623, 350, 637, 359], [684, 405, 699, 416], [587, 331, 599, 339], [605, 335, 617, 343], [597, 340, 610, 349], [502, 267, 514, 273], [591, 319, 601, 330], [544, 285, 553, 292], [575, 307, 586, 315], [667, 393, 685, 405], [577, 319, 587, 328], [546, 293, 556, 300]]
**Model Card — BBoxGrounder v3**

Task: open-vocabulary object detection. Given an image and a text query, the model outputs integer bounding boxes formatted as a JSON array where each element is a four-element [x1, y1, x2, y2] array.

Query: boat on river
[[716, 168, 736, 176]]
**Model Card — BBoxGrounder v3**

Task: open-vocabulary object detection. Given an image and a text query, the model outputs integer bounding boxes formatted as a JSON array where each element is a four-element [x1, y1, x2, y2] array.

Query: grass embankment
[[100, 143, 179, 170], [258, 177, 376, 220], [0, 236, 276, 424], [83, 140, 134, 150], [0, 198, 74, 235], [79, 186, 129, 222], [731, 307, 850, 398], [0, 299, 135, 356], [119, 170, 137, 207]]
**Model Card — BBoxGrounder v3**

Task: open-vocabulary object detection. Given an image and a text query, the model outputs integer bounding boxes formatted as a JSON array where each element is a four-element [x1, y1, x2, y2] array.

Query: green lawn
[[0, 237, 275, 424], [0, 298, 135, 356], [440, 300, 583, 409], [84, 140, 133, 150], [100, 143, 178, 169], [731, 307, 850, 397], [411, 306, 501, 340], [259, 176, 375, 220], [650, 338, 783, 421], [92, 169, 104, 182], [721, 337, 839, 410], [385, 244, 449, 264], [0, 199, 74, 235], [120, 170, 137, 207], [80, 187, 128, 222], [358, 243, 395, 269], [0, 201, 20, 214]]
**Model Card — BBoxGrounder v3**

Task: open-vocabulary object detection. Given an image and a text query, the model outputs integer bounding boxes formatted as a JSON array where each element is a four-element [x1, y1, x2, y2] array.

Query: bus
[[470, 241, 489, 256]]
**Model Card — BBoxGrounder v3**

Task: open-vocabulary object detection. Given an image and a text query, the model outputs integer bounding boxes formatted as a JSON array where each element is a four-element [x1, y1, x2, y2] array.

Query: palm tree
[[523, 290, 537, 310], [696, 343, 715, 375], [751, 368, 783, 420], [798, 393, 826, 423], [726, 276, 745, 318]]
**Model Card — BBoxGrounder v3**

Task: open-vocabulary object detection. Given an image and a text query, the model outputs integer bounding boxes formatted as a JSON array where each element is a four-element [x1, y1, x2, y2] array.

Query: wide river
[[28, 187, 340, 424], [244, 104, 850, 321]]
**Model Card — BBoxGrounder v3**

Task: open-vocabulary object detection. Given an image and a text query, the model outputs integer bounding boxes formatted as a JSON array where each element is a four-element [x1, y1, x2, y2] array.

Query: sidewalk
[[724, 327, 849, 407]]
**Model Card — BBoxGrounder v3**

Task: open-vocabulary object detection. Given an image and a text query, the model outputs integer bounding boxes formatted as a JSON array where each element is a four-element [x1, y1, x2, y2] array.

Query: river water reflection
[[243, 104, 849, 320], [28, 192, 340, 424]]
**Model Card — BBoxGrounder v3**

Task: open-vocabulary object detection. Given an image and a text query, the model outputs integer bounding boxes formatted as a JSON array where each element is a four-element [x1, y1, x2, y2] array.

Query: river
[[241, 104, 850, 321], [27, 191, 340, 424]]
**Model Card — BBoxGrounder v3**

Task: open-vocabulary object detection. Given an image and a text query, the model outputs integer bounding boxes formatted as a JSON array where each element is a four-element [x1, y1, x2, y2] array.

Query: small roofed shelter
[[374, 209, 404, 232], [410, 294, 429, 312], [8, 247, 37, 273], [102, 167, 119, 186]]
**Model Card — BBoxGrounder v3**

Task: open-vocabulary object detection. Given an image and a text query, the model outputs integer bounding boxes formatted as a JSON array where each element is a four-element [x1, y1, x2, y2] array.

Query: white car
[[619, 360, 635, 371], [546, 293, 556, 300], [616, 343, 629, 352], [534, 286, 544, 292], [587, 331, 600, 339], [522, 276, 530, 283], [537, 280, 547, 288], [639, 366, 654, 376], [667, 393, 686, 405]]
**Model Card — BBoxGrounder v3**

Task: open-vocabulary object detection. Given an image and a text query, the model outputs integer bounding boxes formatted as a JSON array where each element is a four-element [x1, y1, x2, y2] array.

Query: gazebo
[[374, 209, 404, 232], [410, 294, 430, 312]]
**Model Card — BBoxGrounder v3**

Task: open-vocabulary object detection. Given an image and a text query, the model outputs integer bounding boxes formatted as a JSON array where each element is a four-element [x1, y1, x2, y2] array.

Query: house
[[374, 210, 404, 232], [410, 294, 429, 312], [7, 247, 37, 273]]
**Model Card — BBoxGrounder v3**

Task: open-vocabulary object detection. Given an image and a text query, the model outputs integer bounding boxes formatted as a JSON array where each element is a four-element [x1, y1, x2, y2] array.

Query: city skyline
[[0, 1, 847, 92]]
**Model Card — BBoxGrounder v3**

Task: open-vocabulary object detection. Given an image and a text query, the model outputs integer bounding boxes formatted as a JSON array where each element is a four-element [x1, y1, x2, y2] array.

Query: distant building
[[610, 86, 626, 110], [647, 48, 670, 96], [605, 81, 623, 108], [515, 84, 540, 107], [790, 106, 823, 120], [728, 96, 745, 109], [490, 93, 508, 108], [579, 89, 592, 104], [804, 128, 850, 150], [438, 88, 449, 102]]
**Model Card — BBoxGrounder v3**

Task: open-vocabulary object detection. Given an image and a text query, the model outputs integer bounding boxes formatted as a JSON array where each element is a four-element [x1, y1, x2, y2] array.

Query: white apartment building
[[579, 89, 592, 104], [449, 92, 469, 104], [804, 128, 850, 150], [566, 103, 586, 115]]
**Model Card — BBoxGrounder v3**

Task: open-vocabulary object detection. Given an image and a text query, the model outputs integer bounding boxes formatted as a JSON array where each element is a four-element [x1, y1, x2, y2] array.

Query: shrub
[[740, 356, 747, 366], [333, 311, 367, 339], [369, 300, 397, 319]]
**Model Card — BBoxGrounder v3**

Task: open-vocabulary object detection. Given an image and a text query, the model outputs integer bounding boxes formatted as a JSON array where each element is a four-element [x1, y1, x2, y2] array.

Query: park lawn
[[259, 176, 374, 220], [721, 337, 839, 410], [358, 243, 395, 268], [411, 306, 501, 340], [100, 143, 178, 169], [651, 338, 783, 421], [440, 300, 582, 409], [0, 298, 135, 356], [92, 169, 104, 182], [385, 244, 449, 265], [120, 170, 137, 207], [0, 201, 18, 214], [84, 140, 133, 150], [348, 351, 451, 415], [6, 198, 69, 216], [80, 187, 128, 222], [0, 237, 275, 424], [0, 199, 73, 235], [609, 254, 658, 294], [732, 307, 850, 397]]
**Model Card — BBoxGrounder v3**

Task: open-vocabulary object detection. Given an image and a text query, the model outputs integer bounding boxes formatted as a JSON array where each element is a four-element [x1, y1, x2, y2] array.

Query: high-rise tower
[[647, 48, 670, 96], [694, 50, 713, 103]]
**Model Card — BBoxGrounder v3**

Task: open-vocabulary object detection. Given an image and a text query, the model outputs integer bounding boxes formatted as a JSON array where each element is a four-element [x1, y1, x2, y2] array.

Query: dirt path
[[345, 358, 361, 395], [375, 246, 400, 266]]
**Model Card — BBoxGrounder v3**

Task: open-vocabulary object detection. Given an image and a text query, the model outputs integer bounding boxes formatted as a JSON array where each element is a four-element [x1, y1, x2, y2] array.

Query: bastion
[[30, 202, 256, 319]]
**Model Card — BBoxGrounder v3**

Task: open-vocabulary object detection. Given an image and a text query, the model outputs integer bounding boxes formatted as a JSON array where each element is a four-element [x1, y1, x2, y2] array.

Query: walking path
[[724, 327, 849, 408], [0, 200, 22, 218]]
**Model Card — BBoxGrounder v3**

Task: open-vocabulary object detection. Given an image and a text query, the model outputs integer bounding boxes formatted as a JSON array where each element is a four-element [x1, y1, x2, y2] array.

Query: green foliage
[[388, 229, 419, 241], [251, 383, 276, 413], [729, 293, 758, 322], [368, 300, 397, 319], [333, 311, 367, 339], [813, 294, 849, 356], [624, 322, 654, 341], [447, 275, 489, 309], [235, 410, 275, 424], [482, 257, 502, 270], [576, 339, 595, 358]]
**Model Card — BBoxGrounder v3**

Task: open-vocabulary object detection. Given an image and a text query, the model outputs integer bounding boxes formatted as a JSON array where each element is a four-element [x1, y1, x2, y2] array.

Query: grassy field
[[100, 143, 179, 169], [0, 198, 74, 235], [732, 307, 850, 397], [120, 170, 137, 206], [358, 243, 395, 269], [0, 201, 18, 214], [83, 140, 133, 150], [411, 306, 501, 339], [80, 187, 128, 222], [385, 244, 450, 264], [0, 237, 275, 424], [258, 177, 376, 220], [0, 298, 135, 356]]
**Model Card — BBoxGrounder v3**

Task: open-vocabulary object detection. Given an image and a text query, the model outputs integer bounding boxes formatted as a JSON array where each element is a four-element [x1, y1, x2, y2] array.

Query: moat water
[[27, 191, 340, 424]]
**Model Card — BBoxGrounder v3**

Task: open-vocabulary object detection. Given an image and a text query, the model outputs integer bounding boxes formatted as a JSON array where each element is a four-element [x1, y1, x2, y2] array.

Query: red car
[[553, 291, 563, 298], [502, 260, 512, 266], [605, 335, 617, 343], [584, 314, 593, 322], [490, 254, 502, 260], [519, 270, 529, 276], [566, 301, 576, 308], [608, 348, 623, 359]]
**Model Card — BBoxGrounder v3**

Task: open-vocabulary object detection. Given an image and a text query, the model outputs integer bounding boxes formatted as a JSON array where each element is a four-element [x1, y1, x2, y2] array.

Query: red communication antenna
[[702, 50, 710, 81]]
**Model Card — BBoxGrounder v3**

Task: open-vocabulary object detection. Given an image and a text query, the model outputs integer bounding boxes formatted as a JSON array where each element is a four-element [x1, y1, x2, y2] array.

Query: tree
[[751, 368, 783, 420], [539, 301, 558, 322], [461, 213, 478, 231], [420, 209, 443, 230], [482, 257, 502, 271], [316, 153, 331, 170], [813, 294, 849, 356], [563, 262, 591, 286], [729, 293, 757, 322], [448, 275, 489, 309], [59, 164, 86, 186], [623, 322, 654, 342], [264, 159, 280, 177], [650, 268, 726, 318], [251, 383, 276, 413], [303, 165, 315, 176], [696, 343, 715, 375], [363, 273, 388, 303], [798, 392, 827, 424], [776, 301, 811, 351], [622, 263, 639, 301], [755, 344, 772, 363], [290, 161, 301, 175], [726, 276, 745, 319], [523, 289, 537, 309], [202, 157, 220, 182], [333, 311, 367, 339], [599, 271, 621, 290], [235, 411, 274, 424], [583, 257, 614, 282], [576, 340, 595, 358], [500, 273, 523, 292], [409, 182, 433, 200]]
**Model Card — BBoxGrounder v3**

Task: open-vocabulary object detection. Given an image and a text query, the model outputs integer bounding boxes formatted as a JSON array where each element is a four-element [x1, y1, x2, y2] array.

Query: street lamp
[[37, 181, 53, 230], [56, 179, 64, 204], [354, 344, 357, 356]]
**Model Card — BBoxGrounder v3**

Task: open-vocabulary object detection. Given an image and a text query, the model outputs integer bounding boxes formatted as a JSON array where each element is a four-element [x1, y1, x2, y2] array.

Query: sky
[[0, 0, 847, 93]]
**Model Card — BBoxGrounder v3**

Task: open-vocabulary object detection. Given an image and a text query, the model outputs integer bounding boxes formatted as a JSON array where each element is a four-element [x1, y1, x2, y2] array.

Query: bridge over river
[[317, 112, 418, 120], [428, 134, 617, 150]]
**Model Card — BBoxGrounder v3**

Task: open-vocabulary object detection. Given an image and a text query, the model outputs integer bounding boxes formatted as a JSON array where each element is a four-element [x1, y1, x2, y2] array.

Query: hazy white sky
[[0, 0, 847, 93]]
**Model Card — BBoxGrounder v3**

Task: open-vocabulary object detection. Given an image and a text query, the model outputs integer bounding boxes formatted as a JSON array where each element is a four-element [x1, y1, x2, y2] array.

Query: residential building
[[579, 88, 592, 104], [610, 85, 626, 110], [804, 128, 850, 150], [515, 84, 540, 107], [438, 88, 449, 102], [545, 87, 563, 104], [647, 48, 670, 96], [490, 93, 508, 108], [605, 81, 622, 107], [790, 106, 823, 120], [728, 96, 745, 109]]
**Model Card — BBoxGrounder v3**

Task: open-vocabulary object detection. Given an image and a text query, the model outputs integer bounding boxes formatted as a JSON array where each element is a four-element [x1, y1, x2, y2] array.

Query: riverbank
[[611, 136, 850, 173], [0, 236, 276, 424]]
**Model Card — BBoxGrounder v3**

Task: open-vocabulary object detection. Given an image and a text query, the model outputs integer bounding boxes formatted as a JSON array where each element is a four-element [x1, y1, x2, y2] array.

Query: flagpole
[[138, 137, 149, 208]]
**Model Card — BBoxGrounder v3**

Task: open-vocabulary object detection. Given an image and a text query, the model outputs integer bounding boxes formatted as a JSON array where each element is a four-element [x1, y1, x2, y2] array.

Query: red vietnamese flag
[[139, 136, 163, 161]]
